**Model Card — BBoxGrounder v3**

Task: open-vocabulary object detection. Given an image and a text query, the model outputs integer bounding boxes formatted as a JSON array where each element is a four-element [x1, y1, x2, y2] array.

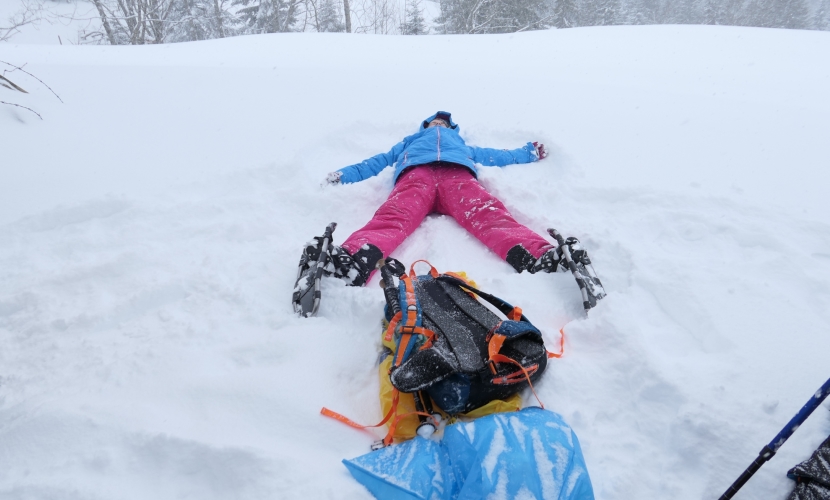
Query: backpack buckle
[[485, 359, 498, 376], [399, 325, 418, 335]]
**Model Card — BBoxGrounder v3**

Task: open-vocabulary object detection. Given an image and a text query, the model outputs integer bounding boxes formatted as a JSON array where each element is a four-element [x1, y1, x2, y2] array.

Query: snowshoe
[[292, 222, 337, 317], [547, 228, 606, 312]]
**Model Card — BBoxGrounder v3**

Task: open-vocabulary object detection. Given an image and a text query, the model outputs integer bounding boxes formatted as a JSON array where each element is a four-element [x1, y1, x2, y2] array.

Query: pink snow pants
[[341, 164, 552, 263]]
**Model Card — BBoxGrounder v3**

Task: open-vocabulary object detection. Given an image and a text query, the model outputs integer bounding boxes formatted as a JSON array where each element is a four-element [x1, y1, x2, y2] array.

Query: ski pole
[[413, 390, 438, 438], [718, 376, 830, 500], [378, 258, 405, 317]]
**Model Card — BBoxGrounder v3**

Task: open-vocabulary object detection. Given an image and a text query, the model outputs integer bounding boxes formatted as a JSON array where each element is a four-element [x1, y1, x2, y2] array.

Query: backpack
[[381, 259, 550, 416], [321, 259, 560, 448]]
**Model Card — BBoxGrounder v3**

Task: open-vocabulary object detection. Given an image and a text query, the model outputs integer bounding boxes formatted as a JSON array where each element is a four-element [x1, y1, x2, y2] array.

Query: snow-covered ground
[[2, 25, 829, 499]]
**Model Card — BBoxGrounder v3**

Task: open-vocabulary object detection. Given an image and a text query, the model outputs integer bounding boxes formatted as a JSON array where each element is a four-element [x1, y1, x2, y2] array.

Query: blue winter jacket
[[336, 111, 539, 184]]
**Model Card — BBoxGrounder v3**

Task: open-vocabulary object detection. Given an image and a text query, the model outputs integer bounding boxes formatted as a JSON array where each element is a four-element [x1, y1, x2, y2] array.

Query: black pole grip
[[379, 258, 404, 317], [718, 446, 775, 500]]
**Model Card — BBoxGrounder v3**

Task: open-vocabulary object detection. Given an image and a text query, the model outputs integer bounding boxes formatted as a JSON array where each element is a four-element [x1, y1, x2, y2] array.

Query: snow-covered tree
[[701, 0, 749, 26], [87, 0, 176, 44], [660, 0, 696, 24], [76, 0, 828, 42], [166, 0, 239, 41], [816, 0, 830, 30], [309, 0, 346, 31], [773, 0, 810, 28], [552, 0, 578, 27], [0, 0, 43, 42], [233, 0, 302, 33], [349, 0, 397, 33], [595, 0, 621, 25], [437, 0, 553, 33], [400, 0, 427, 34]]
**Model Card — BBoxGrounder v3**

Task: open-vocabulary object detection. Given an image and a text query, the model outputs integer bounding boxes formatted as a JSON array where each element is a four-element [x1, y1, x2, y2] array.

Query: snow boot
[[505, 244, 564, 274], [331, 244, 383, 287]]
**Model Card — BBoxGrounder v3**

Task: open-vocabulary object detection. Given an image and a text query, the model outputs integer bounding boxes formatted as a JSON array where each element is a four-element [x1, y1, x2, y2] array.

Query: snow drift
[[2, 25, 830, 499]]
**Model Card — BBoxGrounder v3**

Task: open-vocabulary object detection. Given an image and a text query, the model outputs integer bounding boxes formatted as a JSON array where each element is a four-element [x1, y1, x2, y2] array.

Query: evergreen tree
[[622, 0, 655, 24], [685, 0, 707, 24], [596, 0, 620, 25], [817, 0, 830, 30], [743, 0, 773, 27], [777, 0, 810, 28], [553, 0, 578, 27], [233, 0, 301, 33], [702, 0, 720, 24], [167, 0, 211, 41], [578, 0, 620, 26], [437, 0, 552, 33], [661, 0, 695, 24], [401, 0, 427, 34], [315, 0, 346, 31], [743, 0, 809, 28]]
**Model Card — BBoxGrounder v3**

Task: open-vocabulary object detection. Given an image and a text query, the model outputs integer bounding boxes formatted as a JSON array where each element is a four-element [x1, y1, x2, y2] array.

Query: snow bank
[[2, 25, 830, 499]]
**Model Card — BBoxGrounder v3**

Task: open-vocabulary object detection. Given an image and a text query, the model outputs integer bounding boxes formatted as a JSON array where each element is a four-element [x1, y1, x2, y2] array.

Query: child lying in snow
[[322, 111, 564, 286]]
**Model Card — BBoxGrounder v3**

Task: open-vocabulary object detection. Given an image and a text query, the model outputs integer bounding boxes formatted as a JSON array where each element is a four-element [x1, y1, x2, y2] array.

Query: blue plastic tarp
[[343, 407, 594, 500]]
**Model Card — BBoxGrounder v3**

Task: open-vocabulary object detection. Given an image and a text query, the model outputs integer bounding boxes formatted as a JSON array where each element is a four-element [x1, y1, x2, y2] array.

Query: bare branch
[[0, 100, 43, 119], [91, 0, 118, 45], [515, 14, 554, 32], [0, 60, 63, 103], [0, 0, 43, 42], [0, 74, 28, 93]]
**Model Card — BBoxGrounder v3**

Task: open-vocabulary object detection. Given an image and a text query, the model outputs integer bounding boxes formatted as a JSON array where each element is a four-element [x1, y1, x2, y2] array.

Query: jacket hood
[[421, 111, 459, 131]]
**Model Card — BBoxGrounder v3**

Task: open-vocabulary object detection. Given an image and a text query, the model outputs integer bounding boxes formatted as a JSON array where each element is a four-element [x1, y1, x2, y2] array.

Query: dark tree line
[[52, 0, 830, 43], [437, 0, 828, 33], [83, 0, 348, 43]]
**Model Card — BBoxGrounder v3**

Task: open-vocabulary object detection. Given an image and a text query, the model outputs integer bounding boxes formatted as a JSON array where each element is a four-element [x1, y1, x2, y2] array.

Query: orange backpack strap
[[384, 311, 402, 342], [510, 306, 523, 321], [321, 388, 439, 447], [408, 259, 439, 279], [486, 327, 545, 409], [321, 389, 400, 431], [547, 327, 565, 358], [393, 272, 436, 365], [487, 331, 508, 374], [488, 353, 544, 409]]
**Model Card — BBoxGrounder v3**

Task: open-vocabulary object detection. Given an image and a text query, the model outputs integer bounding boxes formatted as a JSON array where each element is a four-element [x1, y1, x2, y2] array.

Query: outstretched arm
[[468, 142, 547, 167], [328, 140, 407, 185]]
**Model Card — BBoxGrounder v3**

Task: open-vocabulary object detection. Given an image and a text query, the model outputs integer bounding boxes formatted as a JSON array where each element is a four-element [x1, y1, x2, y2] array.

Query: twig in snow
[[0, 100, 43, 119], [0, 74, 28, 93], [1, 60, 63, 103]]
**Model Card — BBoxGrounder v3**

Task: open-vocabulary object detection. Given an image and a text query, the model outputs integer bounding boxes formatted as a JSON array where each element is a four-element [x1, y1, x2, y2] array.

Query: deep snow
[[1, 25, 830, 499]]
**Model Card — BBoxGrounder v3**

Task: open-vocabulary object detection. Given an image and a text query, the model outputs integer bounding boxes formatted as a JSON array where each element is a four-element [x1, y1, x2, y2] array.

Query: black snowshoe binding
[[530, 246, 566, 273], [331, 244, 382, 288], [547, 228, 606, 312]]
